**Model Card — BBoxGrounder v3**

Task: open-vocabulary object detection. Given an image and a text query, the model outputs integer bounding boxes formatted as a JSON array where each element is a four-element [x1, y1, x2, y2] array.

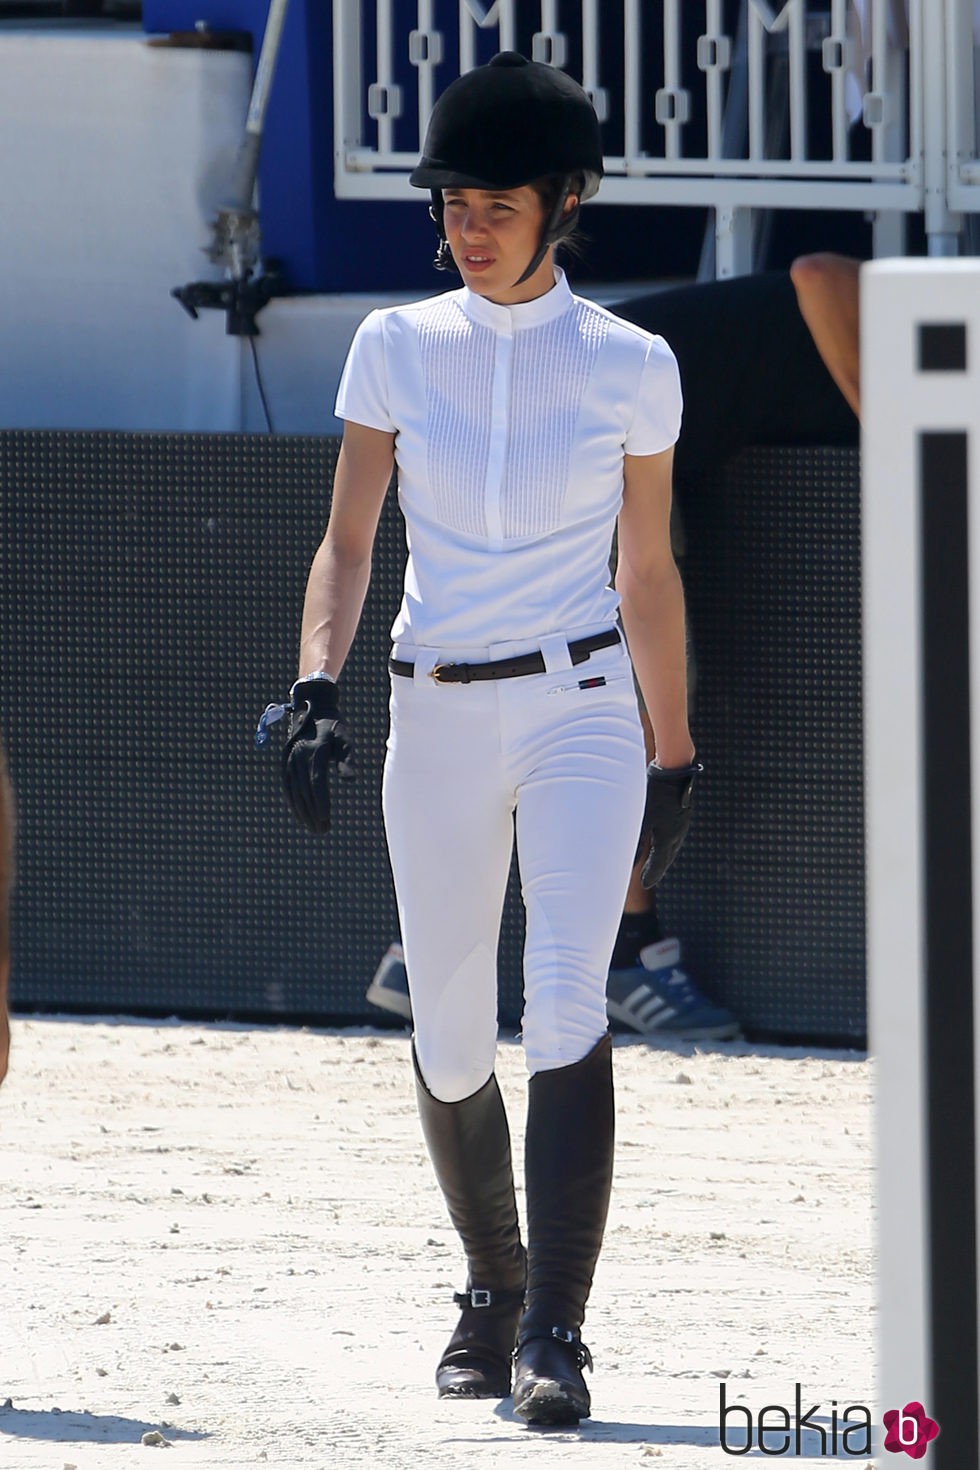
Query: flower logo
[[883, 1402, 940, 1458]]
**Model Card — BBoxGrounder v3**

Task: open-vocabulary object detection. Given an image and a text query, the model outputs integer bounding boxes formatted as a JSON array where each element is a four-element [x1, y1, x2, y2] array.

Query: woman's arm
[[616, 447, 695, 770], [297, 421, 396, 680], [789, 252, 862, 420]]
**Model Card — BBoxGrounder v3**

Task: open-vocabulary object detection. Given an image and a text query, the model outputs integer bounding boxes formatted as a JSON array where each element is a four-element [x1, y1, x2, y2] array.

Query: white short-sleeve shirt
[[335, 267, 682, 649]]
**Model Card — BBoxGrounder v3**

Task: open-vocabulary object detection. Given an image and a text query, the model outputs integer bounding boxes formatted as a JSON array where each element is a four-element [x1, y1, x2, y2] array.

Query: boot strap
[[516, 1326, 594, 1372], [453, 1286, 525, 1310]]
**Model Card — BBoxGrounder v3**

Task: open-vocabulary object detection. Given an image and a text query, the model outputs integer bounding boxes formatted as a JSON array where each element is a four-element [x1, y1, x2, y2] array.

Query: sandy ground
[[0, 1017, 873, 1469]]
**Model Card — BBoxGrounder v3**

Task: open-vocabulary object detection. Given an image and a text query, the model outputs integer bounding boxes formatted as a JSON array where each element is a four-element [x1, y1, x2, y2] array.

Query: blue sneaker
[[606, 938, 741, 1041], [365, 942, 412, 1023]]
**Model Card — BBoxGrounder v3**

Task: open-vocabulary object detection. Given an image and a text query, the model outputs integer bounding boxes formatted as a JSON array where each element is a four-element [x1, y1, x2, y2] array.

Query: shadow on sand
[[0, 1401, 209, 1446]]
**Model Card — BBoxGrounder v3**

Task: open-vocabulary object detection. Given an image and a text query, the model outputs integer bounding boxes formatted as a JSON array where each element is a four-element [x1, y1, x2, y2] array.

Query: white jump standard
[[864, 258, 980, 1468]]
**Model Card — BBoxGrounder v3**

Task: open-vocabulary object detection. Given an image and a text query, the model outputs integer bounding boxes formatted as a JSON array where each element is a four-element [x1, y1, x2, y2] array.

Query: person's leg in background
[[0, 731, 13, 1086]]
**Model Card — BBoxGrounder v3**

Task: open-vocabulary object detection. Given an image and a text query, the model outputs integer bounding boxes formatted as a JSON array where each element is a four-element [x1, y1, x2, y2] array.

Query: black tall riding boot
[[414, 1050, 527, 1398], [513, 1032, 615, 1426]]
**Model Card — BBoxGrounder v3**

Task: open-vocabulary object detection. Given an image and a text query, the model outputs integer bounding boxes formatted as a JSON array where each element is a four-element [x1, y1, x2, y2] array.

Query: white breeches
[[382, 631, 646, 1103]]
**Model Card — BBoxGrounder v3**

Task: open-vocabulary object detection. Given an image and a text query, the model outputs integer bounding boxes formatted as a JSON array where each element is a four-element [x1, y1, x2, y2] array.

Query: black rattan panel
[[0, 431, 528, 1023], [660, 446, 865, 1041], [0, 433, 864, 1039]]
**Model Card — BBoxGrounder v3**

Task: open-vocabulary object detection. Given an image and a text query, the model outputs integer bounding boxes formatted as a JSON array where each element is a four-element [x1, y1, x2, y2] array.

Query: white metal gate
[[332, 0, 980, 274]]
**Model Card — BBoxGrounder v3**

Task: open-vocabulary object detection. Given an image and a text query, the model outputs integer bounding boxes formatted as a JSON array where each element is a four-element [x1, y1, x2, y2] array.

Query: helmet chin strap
[[428, 177, 579, 285], [434, 239, 457, 271], [429, 195, 459, 273], [512, 176, 577, 287]]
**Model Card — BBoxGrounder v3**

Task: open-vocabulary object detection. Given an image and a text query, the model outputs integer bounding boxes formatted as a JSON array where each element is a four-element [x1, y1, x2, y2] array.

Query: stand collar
[[459, 267, 574, 332]]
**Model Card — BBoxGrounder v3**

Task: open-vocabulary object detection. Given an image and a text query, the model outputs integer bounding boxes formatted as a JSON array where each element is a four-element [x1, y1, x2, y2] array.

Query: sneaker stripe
[[636, 996, 671, 1021], [628, 990, 677, 1020], [638, 1001, 678, 1026], [617, 987, 681, 1029]]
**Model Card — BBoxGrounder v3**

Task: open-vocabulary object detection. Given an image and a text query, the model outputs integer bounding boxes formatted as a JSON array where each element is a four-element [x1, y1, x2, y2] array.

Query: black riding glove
[[638, 761, 701, 889], [276, 676, 355, 834]]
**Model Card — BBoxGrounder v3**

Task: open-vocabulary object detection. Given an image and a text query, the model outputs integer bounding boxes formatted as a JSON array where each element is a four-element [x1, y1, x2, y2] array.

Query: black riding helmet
[[409, 51, 603, 285]]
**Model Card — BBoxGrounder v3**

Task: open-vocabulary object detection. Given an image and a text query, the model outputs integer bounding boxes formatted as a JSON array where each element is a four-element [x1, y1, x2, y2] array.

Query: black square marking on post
[[918, 322, 967, 372]]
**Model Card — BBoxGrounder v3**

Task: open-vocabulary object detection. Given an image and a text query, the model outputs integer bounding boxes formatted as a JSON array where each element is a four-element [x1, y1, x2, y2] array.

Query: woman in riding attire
[[277, 53, 696, 1425]]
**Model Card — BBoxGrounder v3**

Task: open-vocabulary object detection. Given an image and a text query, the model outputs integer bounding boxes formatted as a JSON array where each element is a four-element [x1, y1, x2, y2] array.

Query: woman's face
[[441, 185, 557, 305]]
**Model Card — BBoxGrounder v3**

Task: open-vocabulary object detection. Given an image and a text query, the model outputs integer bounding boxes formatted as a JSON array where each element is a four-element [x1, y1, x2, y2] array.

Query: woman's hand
[[638, 760, 702, 888]]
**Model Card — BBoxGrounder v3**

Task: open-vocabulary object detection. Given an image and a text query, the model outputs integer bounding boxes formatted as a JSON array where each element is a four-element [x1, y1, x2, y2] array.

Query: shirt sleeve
[[624, 335, 683, 456], [334, 310, 396, 432]]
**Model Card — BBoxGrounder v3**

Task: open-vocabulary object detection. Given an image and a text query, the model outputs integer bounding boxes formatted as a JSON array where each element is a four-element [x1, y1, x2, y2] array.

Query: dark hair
[[529, 173, 587, 263]]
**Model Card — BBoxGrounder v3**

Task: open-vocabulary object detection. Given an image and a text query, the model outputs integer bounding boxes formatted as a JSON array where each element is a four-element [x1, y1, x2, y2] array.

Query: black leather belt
[[389, 628, 621, 684]]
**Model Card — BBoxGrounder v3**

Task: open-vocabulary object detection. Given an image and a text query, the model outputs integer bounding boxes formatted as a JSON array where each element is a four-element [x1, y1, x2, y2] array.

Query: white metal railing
[[332, 0, 980, 274], [946, 0, 980, 207]]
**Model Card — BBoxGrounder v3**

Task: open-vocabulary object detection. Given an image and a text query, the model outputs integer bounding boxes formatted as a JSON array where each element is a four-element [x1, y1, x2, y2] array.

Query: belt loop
[[539, 634, 573, 674], [413, 649, 440, 684]]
